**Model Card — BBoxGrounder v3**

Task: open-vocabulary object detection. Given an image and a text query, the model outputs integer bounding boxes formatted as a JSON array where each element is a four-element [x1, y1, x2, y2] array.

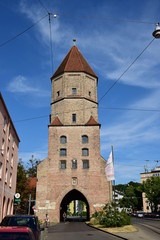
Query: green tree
[[16, 158, 29, 214], [142, 176, 160, 212], [26, 155, 41, 178]]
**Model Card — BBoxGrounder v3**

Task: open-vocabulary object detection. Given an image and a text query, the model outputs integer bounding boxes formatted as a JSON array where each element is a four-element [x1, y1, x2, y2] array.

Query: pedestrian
[[63, 212, 66, 223]]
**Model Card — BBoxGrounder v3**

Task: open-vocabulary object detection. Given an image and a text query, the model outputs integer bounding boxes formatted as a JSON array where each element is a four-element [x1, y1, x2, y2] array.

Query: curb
[[85, 223, 128, 240]]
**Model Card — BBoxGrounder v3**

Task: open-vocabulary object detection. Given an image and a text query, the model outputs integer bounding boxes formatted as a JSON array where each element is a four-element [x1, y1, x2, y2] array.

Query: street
[[42, 222, 123, 240], [40, 218, 160, 240]]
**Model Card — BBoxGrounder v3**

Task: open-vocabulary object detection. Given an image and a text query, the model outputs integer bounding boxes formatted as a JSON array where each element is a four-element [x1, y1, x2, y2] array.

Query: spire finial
[[73, 38, 76, 46]]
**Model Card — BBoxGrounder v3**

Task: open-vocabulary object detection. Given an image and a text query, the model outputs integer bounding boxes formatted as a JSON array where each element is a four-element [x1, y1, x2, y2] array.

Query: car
[[0, 226, 35, 240], [0, 215, 44, 240], [137, 212, 144, 218]]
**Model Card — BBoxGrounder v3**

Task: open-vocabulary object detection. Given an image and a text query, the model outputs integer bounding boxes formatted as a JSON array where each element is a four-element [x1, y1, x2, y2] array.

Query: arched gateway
[[60, 189, 89, 221], [36, 43, 110, 223]]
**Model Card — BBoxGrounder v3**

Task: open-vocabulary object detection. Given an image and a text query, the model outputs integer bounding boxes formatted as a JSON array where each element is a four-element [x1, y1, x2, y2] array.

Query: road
[[43, 222, 123, 240], [131, 217, 160, 235]]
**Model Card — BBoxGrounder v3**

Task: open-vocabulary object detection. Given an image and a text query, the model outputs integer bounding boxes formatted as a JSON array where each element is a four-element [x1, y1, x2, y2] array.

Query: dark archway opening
[[60, 189, 90, 222]]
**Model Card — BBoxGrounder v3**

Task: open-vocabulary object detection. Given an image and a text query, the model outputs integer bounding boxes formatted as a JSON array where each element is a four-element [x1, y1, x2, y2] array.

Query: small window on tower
[[72, 159, 77, 169], [82, 148, 89, 156], [72, 114, 76, 123], [60, 136, 67, 144], [72, 88, 77, 94], [89, 91, 91, 97], [57, 91, 60, 97], [60, 148, 67, 156], [83, 160, 89, 169], [82, 135, 88, 143], [60, 160, 66, 169]]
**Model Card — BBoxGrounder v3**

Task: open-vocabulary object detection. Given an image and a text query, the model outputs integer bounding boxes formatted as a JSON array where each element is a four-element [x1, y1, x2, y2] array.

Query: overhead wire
[[0, 14, 48, 48], [98, 37, 155, 103]]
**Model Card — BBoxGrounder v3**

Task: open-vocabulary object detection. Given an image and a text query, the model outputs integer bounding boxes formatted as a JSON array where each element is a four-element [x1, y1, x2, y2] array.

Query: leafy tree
[[16, 158, 29, 214], [142, 176, 160, 212], [117, 182, 143, 212], [15, 156, 41, 214]]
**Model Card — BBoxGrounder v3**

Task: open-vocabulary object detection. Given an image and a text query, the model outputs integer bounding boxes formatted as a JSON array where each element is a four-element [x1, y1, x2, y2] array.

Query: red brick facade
[[36, 45, 110, 222]]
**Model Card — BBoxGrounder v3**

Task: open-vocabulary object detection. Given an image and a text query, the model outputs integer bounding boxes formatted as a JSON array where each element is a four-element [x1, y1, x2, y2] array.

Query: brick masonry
[[36, 47, 110, 223]]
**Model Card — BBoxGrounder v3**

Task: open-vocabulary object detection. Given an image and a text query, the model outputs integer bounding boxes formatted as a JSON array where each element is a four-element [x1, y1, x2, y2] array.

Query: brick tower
[[36, 42, 110, 222]]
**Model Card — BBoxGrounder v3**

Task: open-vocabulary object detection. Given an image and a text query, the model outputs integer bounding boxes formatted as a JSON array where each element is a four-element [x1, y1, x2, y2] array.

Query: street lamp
[[152, 23, 160, 38]]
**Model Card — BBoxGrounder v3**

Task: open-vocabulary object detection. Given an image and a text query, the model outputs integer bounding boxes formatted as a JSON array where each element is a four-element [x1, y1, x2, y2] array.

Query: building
[[36, 43, 110, 222], [140, 166, 160, 213], [0, 92, 20, 222]]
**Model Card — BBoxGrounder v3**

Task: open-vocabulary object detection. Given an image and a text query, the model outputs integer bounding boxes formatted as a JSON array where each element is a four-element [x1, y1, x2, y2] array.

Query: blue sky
[[0, 0, 160, 184]]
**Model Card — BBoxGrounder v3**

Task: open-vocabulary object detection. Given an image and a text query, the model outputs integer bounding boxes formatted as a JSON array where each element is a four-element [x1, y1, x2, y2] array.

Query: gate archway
[[60, 189, 90, 222]]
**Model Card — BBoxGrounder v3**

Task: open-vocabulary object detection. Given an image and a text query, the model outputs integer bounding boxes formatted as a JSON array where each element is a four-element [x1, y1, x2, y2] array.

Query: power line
[[0, 14, 48, 48], [98, 38, 155, 103], [38, 0, 49, 14], [1, 104, 160, 126]]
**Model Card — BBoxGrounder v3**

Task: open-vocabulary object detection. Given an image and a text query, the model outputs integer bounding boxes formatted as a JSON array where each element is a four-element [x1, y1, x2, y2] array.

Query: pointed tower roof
[[85, 115, 100, 126], [49, 116, 63, 126], [51, 44, 97, 79]]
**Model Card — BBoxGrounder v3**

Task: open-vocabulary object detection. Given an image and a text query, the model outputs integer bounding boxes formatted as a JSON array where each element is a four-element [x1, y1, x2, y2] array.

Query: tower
[[36, 43, 110, 222]]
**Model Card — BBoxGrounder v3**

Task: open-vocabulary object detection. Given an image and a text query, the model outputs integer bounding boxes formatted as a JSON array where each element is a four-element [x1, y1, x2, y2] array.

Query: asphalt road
[[131, 217, 160, 235], [43, 222, 123, 240]]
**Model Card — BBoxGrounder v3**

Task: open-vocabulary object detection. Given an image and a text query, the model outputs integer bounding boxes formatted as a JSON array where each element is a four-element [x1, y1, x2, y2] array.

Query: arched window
[[82, 135, 88, 143], [60, 136, 67, 144], [82, 148, 89, 156]]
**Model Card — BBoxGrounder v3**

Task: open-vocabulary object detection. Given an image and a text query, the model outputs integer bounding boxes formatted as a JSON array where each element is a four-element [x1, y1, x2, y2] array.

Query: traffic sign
[[15, 193, 20, 199]]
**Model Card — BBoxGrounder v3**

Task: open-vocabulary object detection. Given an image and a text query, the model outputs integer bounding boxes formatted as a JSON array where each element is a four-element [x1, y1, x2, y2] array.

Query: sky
[[0, 0, 160, 184]]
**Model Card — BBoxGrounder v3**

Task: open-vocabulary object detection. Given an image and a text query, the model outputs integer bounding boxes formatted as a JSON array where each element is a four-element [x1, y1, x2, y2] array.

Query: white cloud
[[7, 75, 50, 97]]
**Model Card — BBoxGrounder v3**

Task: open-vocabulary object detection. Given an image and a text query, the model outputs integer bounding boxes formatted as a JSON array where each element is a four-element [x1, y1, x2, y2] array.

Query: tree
[[117, 182, 143, 212], [16, 158, 29, 213], [142, 176, 160, 212], [16, 156, 41, 214]]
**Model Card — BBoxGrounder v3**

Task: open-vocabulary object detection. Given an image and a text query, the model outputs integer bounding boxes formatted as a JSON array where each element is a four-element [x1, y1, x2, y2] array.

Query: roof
[[49, 116, 63, 126], [85, 115, 100, 126], [28, 177, 37, 189], [51, 45, 97, 79]]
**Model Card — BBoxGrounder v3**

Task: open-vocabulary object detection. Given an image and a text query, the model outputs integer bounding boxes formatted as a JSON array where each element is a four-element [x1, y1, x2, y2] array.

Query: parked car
[[137, 212, 144, 218], [0, 215, 44, 240], [0, 226, 35, 240]]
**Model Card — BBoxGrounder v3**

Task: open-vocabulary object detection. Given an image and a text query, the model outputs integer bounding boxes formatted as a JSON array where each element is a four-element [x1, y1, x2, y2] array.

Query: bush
[[91, 204, 130, 227]]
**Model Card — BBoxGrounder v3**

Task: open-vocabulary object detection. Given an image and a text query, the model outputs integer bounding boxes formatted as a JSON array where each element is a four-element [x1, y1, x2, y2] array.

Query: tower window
[[83, 160, 89, 169], [72, 159, 77, 169], [57, 91, 60, 97], [82, 135, 88, 143], [72, 88, 77, 94], [60, 160, 66, 169], [60, 148, 67, 156], [60, 136, 67, 144], [89, 91, 91, 96], [72, 114, 76, 123], [82, 148, 89, 156]]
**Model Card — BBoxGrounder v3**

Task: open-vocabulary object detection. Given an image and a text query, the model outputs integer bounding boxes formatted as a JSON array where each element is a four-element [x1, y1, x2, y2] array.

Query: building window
[[0, 162, 2, 179], [3, 117, 7, 132], [72, 159, 77, 169], [1, 138, 5, 155], [72, 114, 76, 123], [57, 91, 60, 97], [60, 136, 67, 144], [11, 154, 13, 168], [89, 91, 91, 97], [60, 160, 66, 169], [82, 148, 89, 156], [7, 147, 9, 161], [82, 135, 88, 143], [83, 160, 89, 169], [12, 136, 15, 149], [72, 88, 77, 94], [60, 148, 67, 156], [9, 173, 12, 188], [8, 126, 11, 141], [5, 168, 8, 183]]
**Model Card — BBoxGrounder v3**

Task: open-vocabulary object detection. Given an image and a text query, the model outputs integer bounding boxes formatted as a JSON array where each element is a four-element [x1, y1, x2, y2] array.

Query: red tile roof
[[50, 116, 63, 126], [85, 115, 100, 126], [51, 46, 97, 79], [28, 177, 36, 189]]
